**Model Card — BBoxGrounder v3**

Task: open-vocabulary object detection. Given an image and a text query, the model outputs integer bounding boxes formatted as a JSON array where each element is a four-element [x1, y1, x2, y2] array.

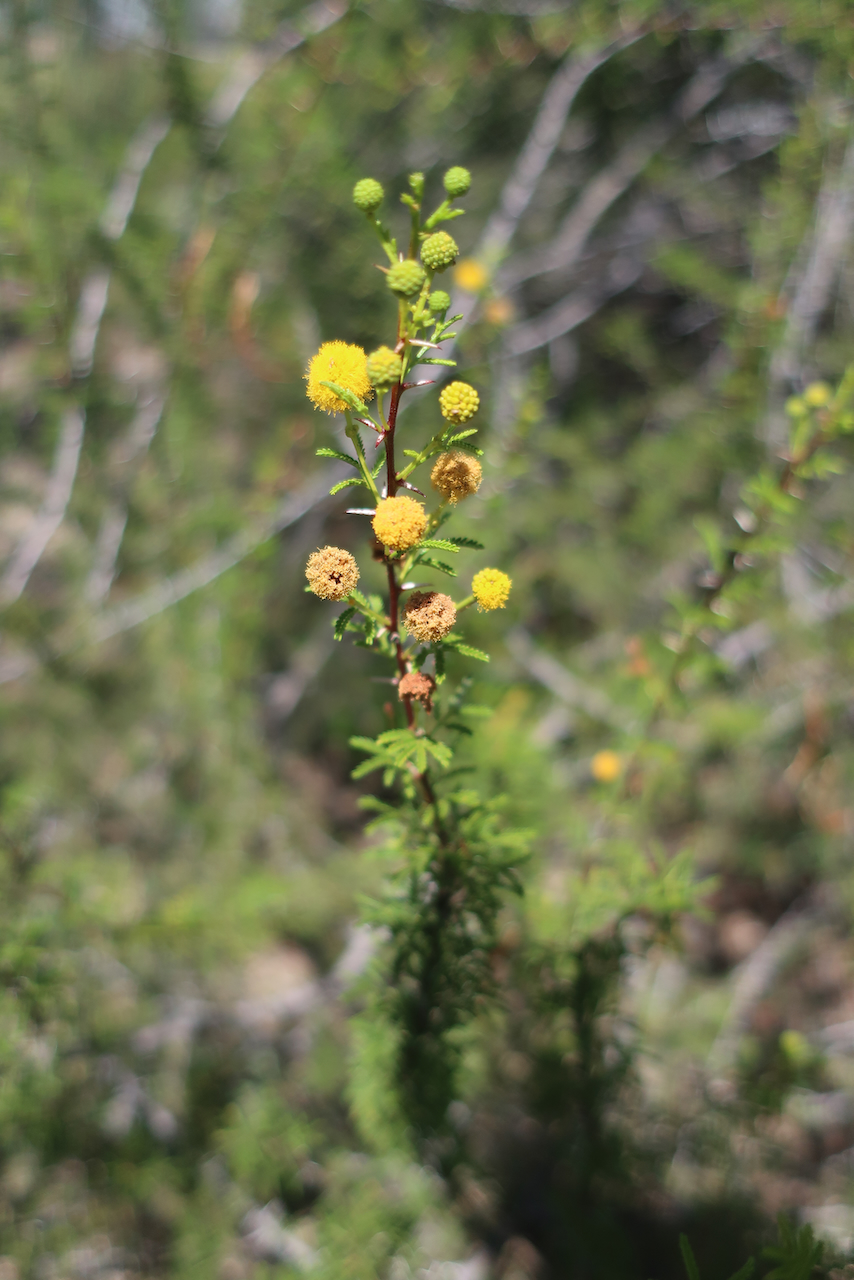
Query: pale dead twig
[[89, 468, 342, 645], [205, 0, 349, 130], [501, 48, 750, 291], [763, 127, 854, 449], [2, 0, 352, 613], [98, 115, 172, 242], [706, 891, 824, 1082], [0, 408, 86, 606], [478, 30, 646, 266], [85, 393, 166, 606], [506, 627, 630, 730], [505, 254, 644, 355]]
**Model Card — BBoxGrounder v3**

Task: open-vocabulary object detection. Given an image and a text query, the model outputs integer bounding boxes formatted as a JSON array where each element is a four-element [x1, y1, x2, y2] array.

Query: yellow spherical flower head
[[591, 750, 622, 783], [403, 591, 456, 643], [305, 341, 373, 414], [439, 381, 479, 424], [305, 546, 360, 601], [431, 450, 482, 503], [371, 495, 428, 552], [453, 258, 488, 293], [471, 568, 511, 612]]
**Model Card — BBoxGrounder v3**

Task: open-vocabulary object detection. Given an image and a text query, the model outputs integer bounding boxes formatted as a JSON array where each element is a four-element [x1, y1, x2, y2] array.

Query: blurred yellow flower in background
[[591, 750, 622, 783], [453, 258, 489, 293]]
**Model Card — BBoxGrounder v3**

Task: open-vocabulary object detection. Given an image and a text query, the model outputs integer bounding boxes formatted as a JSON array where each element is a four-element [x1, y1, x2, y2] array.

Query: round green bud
[[421, 231, 459, 273], [428, 290, 451, 315], [387, 259, 426, 297], [443, 166, 471, 198], [353, 178, 384, 214], [366, 345, 403, 387]]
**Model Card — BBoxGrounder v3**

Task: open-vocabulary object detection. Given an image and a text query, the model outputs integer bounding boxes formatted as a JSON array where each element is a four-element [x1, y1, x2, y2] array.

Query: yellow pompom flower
[[471, 568, 511, 611], [431, 450, 482, 503], [305, 341, 373, 414], [453, 258, 489, 293], [372, 495, 428, 551], [439, 381, 479, 424], [591, 750, 622, 783], [305, 546, 360, 600]]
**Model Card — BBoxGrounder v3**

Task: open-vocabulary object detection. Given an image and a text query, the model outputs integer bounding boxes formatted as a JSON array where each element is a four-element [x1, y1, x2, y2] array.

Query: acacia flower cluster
[[305, 341, 372, 414], [297, 164, 525, 1139], [302, 166, 512, 721]]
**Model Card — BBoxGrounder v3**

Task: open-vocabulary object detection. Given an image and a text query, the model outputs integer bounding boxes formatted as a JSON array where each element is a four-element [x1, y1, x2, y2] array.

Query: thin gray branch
[[0, 408, 86, 605], [265, 625, 335, 723], [2, 0, 351, 614], [763, 127, 854, 448], [501, 50, 746, 290], [69, 269, 111, 378], [506, 627, 630, 729], [506, 254, 643, 354], [99, 115, 172, 241], [205, 0, 349, 129], [89, 468, 341, 645], [707, 893, 823, 1082], [478, 29, 645, 265], [85, 392, 166, 606]]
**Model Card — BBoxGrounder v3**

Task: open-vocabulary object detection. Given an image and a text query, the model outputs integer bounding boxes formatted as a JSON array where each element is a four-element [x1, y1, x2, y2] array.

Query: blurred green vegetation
[[2, 0, 854, 1277]]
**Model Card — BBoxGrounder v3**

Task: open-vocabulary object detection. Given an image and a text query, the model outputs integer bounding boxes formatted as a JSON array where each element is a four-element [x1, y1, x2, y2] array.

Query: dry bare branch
[[506, 627, 629, 729], [501, 50, 748, 290], [89, 468, 341, 645], [764, 127, 854, 448], [85, 393, 166, 606], [706, 892, 823, 1082], [99, 116, 172, 242], [205, 0, 350, 129], [478, 29, 646, 265], [0, 407, 86, 606]]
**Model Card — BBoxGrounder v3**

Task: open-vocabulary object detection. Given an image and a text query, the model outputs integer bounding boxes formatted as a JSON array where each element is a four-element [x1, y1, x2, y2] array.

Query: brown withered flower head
[[305, 546, 360, 601], [430, 450, 482, 503], [403, 591, 456, 643], [398, 670, 436, 712]]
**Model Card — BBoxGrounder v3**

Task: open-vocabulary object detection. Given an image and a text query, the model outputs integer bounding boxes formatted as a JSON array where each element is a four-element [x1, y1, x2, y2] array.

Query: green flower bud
[[421, 231, 458, 273], [439, 380, 479, 424], [387, 259, 426, 297], [366, 345, 403, 387], [428, 290, 451, 315], [443, 166, 471, 198], [353, 178, 384, 214]]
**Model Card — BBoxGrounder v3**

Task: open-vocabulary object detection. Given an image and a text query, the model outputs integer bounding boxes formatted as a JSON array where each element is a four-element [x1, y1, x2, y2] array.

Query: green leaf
[[334, 607, 356, 640], [680, 1237, 701, 1280], [448, 536, 485, 550], [448, 429, 478, 443], [329, 476, 366, 495], [424, 739, 453, 768], [415, 557, 457, 577], [419, 358, 458, 366], [452, 643, 490, 662], [316, 447, 359, 468], [318, 380, 367, 414], [418, 539, 460, 553]]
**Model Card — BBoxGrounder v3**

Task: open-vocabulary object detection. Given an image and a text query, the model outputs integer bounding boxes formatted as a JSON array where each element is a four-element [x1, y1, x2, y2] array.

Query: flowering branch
[[302, 167, 526, 1145]]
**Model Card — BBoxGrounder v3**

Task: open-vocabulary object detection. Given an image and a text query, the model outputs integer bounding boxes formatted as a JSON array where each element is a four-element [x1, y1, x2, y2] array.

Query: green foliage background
[[2, 0, 854, 1276]]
